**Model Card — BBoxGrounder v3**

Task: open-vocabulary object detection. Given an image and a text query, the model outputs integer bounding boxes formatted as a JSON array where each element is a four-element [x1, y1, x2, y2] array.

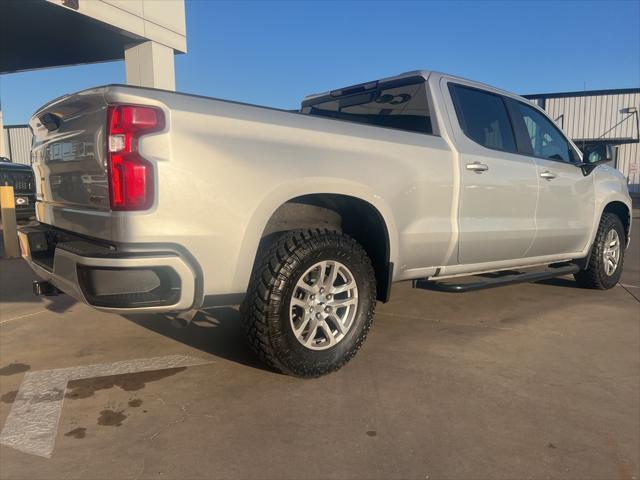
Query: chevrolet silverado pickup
[[19, 70, 632, 377]]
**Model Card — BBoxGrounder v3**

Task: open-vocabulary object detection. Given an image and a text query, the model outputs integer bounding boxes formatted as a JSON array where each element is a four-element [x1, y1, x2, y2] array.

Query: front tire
[[574, 213, 626, 289], [241, 229, 376, 378]]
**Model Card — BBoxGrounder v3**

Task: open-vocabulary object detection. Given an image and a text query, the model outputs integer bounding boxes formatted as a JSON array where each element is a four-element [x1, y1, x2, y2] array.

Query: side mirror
[[578, 144, 616, 174], [583, 143, 615, 165]]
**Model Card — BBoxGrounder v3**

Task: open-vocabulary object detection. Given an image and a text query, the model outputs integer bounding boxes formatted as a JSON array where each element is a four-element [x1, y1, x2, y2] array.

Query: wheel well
[[261, 194, 392, 302], [603, 201, 630, 240]]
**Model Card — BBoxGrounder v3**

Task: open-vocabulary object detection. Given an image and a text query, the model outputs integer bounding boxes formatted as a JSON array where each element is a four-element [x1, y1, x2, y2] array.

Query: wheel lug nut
[[309, 307, 314, 313], [315, 312, 321, 319], [310, 294, 315, 300], [326, 294, 332, 300], [319, 287, 325, 294], [324, 306, 331, 313]]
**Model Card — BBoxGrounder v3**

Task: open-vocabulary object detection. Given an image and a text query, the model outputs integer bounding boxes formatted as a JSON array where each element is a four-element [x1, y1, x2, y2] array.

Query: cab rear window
[[301, 78, 433, 135]]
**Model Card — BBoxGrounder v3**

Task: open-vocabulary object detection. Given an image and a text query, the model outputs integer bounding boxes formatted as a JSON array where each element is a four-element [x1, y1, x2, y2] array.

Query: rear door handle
[[540, 170, 557, 180], [466, 162, 489, 173]]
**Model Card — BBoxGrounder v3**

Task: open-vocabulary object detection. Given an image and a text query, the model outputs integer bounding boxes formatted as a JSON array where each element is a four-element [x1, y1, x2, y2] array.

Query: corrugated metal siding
[[3, 126, 33, 165], [617, 141, 639, 193], [1, 128, 8, 157], [527, 91, 640, 193], [539, 92, 640, 141]]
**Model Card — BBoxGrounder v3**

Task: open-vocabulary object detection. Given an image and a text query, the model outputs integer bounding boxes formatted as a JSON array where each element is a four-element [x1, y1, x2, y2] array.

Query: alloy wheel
[[289, 260, 358, 350]]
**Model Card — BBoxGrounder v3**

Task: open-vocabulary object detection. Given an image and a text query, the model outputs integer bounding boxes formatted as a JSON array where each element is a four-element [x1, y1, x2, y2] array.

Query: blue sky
[[1, 0, 639, 125]]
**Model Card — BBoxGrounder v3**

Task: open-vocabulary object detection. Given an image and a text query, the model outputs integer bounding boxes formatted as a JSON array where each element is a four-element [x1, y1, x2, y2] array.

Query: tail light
[[107, 105, 164, 211]]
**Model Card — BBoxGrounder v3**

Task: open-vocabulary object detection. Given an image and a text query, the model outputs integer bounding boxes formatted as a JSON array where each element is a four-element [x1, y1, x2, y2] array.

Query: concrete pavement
[[0, 212, 638, 479]]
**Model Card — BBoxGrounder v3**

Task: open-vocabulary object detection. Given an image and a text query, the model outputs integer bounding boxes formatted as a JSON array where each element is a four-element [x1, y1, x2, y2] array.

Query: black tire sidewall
[[593, 215, 625, 288]]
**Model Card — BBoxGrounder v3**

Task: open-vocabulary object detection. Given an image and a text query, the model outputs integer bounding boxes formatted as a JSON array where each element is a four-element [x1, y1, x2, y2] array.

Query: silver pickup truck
[[19, 70, 631, 377]]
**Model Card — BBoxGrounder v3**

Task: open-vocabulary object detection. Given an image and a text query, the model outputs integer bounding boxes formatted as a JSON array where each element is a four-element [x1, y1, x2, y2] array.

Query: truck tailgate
[[30, 88, 110, 213]]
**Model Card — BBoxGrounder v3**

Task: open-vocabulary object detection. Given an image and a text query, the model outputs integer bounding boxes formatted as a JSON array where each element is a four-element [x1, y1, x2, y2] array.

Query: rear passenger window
[[301, 79, 433, 134], [449, 84, 516, 152]]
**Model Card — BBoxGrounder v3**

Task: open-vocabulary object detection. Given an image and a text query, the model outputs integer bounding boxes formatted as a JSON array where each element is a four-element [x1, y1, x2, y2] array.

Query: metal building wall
[[2, 125, 32, 165], [526, 90, 640, 193], [616, 142, 639, 193]]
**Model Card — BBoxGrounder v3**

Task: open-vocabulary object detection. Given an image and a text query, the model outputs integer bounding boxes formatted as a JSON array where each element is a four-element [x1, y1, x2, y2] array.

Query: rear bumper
[[16, 206, 35, 219], [18, 224, 197, 314]]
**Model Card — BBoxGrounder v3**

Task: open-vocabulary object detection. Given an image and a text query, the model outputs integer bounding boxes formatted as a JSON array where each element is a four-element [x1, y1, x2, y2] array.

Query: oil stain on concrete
[[2, 386, 65, 405], [64, 427, 86, 439], [1, 390, 18, 404], [65, 367, 187, 400], [0, 363, 30, 376], [30, 387, 64, 404], [128, 398, 143, 408], [97, 410, 127, 427], [1, 355, 212, 458]]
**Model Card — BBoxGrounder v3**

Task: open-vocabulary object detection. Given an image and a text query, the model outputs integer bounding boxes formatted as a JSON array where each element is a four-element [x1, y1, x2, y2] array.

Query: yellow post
[[0, 185, 21, 258]]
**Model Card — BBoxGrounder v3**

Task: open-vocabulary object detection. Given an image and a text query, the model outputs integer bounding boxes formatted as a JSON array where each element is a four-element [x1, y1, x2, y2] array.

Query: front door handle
[[540, 170, 557, 180], [466, 162, 489, 173]]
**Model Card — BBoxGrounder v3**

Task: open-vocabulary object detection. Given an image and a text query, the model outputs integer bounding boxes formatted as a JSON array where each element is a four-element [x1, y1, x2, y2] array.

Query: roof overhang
[[523, 88, 640, 100], [0, 0, 186, 74]]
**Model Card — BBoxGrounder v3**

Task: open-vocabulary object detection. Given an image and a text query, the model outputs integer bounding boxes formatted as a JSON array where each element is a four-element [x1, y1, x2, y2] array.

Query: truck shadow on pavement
[[123, 307, 274, 373], [534, 277, 585, 289], [0, 258, 77, 314]]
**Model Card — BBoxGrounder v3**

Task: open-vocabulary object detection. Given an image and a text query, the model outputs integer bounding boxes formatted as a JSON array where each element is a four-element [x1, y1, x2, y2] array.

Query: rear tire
[[241, 229, 376, 378], [574, 213, 625, 290]]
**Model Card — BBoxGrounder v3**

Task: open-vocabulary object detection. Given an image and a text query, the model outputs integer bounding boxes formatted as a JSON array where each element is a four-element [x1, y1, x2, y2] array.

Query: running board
[[413, 264, 580, 293]]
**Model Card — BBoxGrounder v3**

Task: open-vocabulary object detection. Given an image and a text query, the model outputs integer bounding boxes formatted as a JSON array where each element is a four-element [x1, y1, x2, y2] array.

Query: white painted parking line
[[0, 309, 48, 325], [0, 354, 212, 458]]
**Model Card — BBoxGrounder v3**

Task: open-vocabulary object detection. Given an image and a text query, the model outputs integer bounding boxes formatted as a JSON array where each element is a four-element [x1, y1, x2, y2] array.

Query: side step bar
[[413, 264, 580, 293]]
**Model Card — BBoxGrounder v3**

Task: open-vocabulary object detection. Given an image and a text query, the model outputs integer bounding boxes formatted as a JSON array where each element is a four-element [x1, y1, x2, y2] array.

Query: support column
[[0, 105, 7, 159], [124, 41, 176, 91], [1, 186, 20, 258]]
